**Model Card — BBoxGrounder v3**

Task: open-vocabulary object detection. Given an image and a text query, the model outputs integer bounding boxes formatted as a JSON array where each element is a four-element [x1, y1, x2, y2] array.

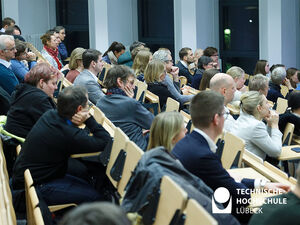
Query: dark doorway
[[56, 0, 89, 55], [219, 0, 259, 74], [138, 0, 174, 57]]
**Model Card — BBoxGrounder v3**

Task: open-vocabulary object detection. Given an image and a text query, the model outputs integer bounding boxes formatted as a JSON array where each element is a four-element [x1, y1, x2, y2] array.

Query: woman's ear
[[257, 105, 262, 113], [38, 79, 44, 89]]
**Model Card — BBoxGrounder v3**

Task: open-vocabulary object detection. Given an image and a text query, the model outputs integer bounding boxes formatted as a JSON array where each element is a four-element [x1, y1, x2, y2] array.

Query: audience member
[[203, 46, 220, 70], [40, 31, 62, 70], [0, 86, 10, 115], [12, 86, 111, 205], [5, 63, 58, 138], [5, 25, 21, 36], [286, 67, 299, 89], [144, 59, 179, 110], [0, 34, 19, 95], [0, 17, 15, 33], [279, 91, 300, 136], [193, 48, 203, 67], [66, 47, 85, 83], [249, 164, 300, 225], [253, 59, 269, 76], [248, 74, 269, 96], [270, 64, 285, 74], [267, 66, 293, 103], [226, 66, 247, 102], [176, 47, 194, 85], [54, 26, 68, 61], [10, 39, 37, 82], [132, 49, 152, 81], [60, 202, 131, 225], [131, 45, 149, 63], [147, 111, 187, 151], [199, 68, 219, 91], [191, 56, 214, 90], [172, 90, 290, 222], [232, 91, 282, 160], [74, 49, 105, 104], [102, 41, 125, 65], [117, 40, 146, 67], [210, 73, 237, 132], [97, 65, 154, 151], [152, 49, 193, 104]]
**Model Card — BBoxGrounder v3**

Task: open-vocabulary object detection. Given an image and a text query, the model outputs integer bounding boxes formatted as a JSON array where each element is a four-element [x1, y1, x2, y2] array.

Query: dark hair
[[54, 26, 65, 33], [103, 41, 125, 57], [14, 39, 27, 57], [5, 25, 22, 35], [82, 49, 102, 69], [103, 65, 134, 89], [198, 56, 213, 69], [286, 67, 298, 88], [190, 90, 224, 128], [59, 202, 131, 225], [253, 60, 268, 75], [179, 47, 192, 60], [130, 41, 146, 52], [57, 86, 88, 119], [40, 32, 54, 45], [14, 25, 21, 34], [2, 17, 15, 27], [288, 91, 300, 111], [270, 64, 285, 73], [203, 47, 218, 57], [199, 68, 219, 91], [24, 63, 60, 86]]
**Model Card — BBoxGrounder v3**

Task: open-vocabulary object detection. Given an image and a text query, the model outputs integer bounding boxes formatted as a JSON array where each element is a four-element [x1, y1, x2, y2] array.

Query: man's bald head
[[210, 73, 236, 105]]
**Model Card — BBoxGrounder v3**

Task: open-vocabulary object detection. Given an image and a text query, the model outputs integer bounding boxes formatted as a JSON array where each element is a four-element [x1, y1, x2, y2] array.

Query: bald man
[[210, 73, 237, 132]]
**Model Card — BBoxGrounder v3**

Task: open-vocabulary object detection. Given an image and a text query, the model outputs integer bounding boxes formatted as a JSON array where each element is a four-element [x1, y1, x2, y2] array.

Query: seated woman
[[191, 56, 214, 90], [253, 59, 269, 76], [147, 111, 187, 151], [199, 68, 219, 91], [132, 49, 152, 82], [279, 91, 300, 136], [144, 59, 178, 110], [5, 63, 59, 138], [11, 39, 37, 82], [286, 67, 299, 89], [40, 31, 63, 70], [232, 91, 282, 160], [226, 66, 247, 102], [102, 41, 125, 65], [66, 47, 85, 83]]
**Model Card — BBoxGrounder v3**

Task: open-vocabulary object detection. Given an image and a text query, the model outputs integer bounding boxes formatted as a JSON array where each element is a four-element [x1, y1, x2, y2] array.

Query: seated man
[[12, 86, 111, 205], [248, 74, 269, 96], [249, 164, 300, 225], [172, 90, 290, 222], [176, 47, 194, 85], [97, 65, 154, 151], [74, 49, 105, 104]]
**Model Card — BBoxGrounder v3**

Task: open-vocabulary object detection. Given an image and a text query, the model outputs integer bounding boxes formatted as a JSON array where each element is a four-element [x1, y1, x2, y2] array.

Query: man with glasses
[[210, 73, 237, 133], [0, 34, 18, 95], [172, 90, 290, 223], [152, 49, 194, 105], [97, 65, 154, 151], [176, 47, 195, 85]]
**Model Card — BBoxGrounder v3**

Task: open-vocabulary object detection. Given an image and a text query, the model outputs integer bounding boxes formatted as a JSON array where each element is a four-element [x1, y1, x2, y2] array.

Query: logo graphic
[[212, 187, 232, 213]]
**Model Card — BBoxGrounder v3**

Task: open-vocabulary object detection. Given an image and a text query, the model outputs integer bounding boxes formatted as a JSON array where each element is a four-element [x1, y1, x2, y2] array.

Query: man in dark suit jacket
[[176, 47, 195, 85], [172, 90, 290, 222]]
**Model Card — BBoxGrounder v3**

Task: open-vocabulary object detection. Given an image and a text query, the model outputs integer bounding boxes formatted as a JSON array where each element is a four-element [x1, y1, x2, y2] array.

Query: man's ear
[[116, 77, 122, 87], [212, 113, 219, 126], [38, 79, 44, 89], [76, 105, 83, 113]]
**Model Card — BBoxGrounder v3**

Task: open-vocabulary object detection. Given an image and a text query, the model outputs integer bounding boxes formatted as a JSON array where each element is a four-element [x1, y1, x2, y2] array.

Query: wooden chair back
[[91, 106, 105, 125], [165, 97, 180, 112], [179, 76, 187, 88], [102, 116, 116, 137], [282, 122, 294, 146], [276, 97, 288, 114], [117, 141, 144, 196], [280, 85, 289, 98], [180, 110, 194, 133], [136, 80, 148, 102], [221, 132, 245, 169], [184, 199, 217, 225], [145, 90, 161, 114], [154, 176, 188, 225]]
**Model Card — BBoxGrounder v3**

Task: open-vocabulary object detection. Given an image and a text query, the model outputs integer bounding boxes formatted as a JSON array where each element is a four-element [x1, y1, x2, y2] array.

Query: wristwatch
[[260, 179, 267, 189]]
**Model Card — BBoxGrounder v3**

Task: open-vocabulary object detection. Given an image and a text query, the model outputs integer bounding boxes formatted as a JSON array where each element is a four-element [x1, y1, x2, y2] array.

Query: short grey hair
[[249, 74, 269, 92], [198, 56, 213, 69], [271, 67, 286, 85], [152, 49, 169, 62], [0, 35, 14, 50], [226, 66, 245, 79]]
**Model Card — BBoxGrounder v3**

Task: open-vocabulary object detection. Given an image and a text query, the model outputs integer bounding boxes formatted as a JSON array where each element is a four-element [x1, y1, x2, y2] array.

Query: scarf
[[44, 45, 62, 70], [107, 51, 118, 65], [106, 87, 127, 96]]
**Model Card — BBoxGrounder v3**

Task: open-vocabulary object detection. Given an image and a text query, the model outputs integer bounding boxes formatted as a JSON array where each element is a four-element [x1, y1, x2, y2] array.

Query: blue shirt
[[11, 59, 37, 82]]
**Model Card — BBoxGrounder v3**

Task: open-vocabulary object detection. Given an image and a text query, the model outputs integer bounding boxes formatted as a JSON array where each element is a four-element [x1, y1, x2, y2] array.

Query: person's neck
[[87, 67, 97, 76], [0, 56, 9, 62], [200, 127, 218, 142]]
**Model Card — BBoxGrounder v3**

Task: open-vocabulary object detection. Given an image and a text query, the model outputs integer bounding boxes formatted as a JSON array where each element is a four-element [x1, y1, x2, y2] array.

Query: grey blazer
[[73, 69, 105, 104]]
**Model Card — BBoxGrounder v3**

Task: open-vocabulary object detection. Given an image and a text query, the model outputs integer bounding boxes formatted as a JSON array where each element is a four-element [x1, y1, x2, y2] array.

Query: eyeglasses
[[4, 46, 16, 52]]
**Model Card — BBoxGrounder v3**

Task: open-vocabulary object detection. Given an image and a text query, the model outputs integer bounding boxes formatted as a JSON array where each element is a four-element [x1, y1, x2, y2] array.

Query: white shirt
[[193, 128, 217, 153], [0, 58, 11, 68], [223, 106, 237, 133], [180, 60, 188, 69]]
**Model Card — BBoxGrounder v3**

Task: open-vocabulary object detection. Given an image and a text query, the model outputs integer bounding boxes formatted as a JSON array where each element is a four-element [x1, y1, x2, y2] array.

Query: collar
[[180, 60, 188, 68], [193, 128, 217, 153], [0, 58, 11, 68], [86, 69, 99, 83]]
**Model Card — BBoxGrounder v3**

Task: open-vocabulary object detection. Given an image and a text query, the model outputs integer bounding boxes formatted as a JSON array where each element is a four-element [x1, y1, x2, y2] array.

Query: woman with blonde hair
[[144, 59, 177, 110], [147, 111, 187, 152], [232, 91, 282, 160], [66, 47, 85, 83], [132, 49, 152, 81]]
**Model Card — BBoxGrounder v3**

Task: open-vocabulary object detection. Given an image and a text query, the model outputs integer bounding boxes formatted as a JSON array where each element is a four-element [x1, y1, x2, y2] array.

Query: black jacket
[[0, 86, 10, 115], [5, 83, 56, 138], [121, 147, 240, 225], [279, 110, 300, 136]]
